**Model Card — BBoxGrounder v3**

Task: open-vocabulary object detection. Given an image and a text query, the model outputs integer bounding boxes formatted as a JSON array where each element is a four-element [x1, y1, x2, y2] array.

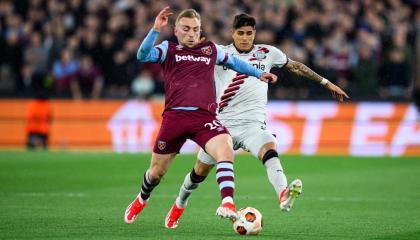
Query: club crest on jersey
[[157, 140, 166, 150], [254, 50, 267, 60], [201, 46, 212, 55], [176, 45, 183, 50]]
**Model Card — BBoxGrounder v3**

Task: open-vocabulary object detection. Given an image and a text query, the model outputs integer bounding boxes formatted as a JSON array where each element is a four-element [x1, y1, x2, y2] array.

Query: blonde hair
[[175, 9, 201, 24]]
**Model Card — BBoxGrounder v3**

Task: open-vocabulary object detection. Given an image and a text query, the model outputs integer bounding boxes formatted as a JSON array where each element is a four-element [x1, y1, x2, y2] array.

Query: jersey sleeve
[[215, 44, 229, 65], [215, 44, 263, 79], [136, 28, 168, 64], [270, 46, 288, 68]]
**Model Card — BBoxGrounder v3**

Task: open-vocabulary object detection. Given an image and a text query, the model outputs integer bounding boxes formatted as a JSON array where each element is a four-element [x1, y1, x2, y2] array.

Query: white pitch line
[[15, 192, 87, 197]]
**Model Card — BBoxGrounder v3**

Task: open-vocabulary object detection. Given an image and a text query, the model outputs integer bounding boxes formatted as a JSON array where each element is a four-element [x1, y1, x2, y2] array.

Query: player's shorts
[[153, 109, 229, 154], [198, 120, 277, 165]]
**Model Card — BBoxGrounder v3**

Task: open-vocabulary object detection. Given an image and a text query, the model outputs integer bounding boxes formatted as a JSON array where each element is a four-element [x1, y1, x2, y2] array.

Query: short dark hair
[[233, 13, 256, 29]]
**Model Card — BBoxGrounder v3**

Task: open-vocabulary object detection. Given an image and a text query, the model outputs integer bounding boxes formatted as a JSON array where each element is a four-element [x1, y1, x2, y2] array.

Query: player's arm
[[137, 7, 172, 63], [215, 45, 277, 83], [284, 59, 350, 102], [136, 29, 168, 63]]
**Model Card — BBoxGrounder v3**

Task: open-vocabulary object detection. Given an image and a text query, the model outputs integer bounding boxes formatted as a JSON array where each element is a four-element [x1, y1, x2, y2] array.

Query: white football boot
[[279, 179, 302, 212]]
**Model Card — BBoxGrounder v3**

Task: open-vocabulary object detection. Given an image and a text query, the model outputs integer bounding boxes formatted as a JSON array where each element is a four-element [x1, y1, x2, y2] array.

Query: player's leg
[[257, 141, 288, 200], [26, 133, 36, 150], [257, 142, 302, 212], [41, 134, 48, 150], [204, 133, 238, 220], [175, 152, 214, 208], [125, 152, 176, 224], [244, 125, 302, 212], [165, 151, 214, 228], [125, 113, 186, 224], [191, 112, 236, 220]]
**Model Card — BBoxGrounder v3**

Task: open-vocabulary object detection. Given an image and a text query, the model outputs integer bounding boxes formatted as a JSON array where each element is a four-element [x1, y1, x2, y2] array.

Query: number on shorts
[[204, 120, 222, 130]]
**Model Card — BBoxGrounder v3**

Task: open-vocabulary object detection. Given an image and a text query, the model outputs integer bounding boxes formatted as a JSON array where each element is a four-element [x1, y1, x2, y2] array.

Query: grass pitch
[[0, 151, 419, 239]]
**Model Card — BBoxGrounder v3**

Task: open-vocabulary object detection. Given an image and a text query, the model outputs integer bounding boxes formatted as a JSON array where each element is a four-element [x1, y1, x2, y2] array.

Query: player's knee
[[216, 146, 233, 161], [194, 161, 213, 177], [148, 168, 164, 183], [262, 149, 278, 165]]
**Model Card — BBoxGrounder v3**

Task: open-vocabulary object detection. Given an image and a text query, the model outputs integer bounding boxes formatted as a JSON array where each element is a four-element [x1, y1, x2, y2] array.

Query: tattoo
[[285, 59, 323, 83]]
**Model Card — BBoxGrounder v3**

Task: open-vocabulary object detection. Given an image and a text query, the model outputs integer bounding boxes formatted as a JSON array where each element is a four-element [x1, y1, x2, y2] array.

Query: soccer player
[[124, 7, 278, 224], [165, 13, 349, 228]]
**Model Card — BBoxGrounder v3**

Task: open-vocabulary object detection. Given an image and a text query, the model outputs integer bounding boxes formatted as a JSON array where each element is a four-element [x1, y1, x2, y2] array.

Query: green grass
[[0, 151, 419, 239]]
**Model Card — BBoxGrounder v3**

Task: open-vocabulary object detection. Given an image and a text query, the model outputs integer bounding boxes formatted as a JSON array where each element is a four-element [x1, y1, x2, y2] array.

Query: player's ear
[[199, 30, 206, 43]]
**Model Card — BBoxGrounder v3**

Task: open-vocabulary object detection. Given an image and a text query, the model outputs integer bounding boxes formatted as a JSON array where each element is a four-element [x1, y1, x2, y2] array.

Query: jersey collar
[[232, 43, 255, 54]]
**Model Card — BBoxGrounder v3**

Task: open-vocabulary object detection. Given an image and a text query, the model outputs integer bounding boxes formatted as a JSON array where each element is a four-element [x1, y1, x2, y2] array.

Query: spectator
[[52, 49, 79, 98], [379, 48, 411, 99], [24, 31, 49, 74], [131, 69, 155, 100], [0, 0, 417, 101], [73, 55, 104, 99], [352, 45, 379, 99], [0, 65, 15, 95], [3, 29, 23, 92], [105, 50, 130, 98]]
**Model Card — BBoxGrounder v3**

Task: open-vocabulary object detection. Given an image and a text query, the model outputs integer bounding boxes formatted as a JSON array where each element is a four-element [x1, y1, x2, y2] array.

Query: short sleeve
[[271, 46, 288, 68]]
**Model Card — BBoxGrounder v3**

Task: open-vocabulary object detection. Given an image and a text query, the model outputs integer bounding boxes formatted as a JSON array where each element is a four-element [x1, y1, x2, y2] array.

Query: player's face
[[174, 17, 201, 48], [232, 26, 256, 52]]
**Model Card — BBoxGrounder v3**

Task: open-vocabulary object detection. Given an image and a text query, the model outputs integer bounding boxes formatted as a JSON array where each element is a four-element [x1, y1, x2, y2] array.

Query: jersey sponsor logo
[[254, 50, 266, 60], [201, 46, 212, 55], [221, 61, 266, 71], [251, 62, 266, 71], [157, 140, 166, 150], [175, 54, 211, 65]]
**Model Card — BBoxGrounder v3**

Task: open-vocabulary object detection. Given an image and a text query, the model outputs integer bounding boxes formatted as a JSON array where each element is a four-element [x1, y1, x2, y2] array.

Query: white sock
[[176, 173, 199, 208], [221, 196, 234, 204], [264, 157, 287, 198]]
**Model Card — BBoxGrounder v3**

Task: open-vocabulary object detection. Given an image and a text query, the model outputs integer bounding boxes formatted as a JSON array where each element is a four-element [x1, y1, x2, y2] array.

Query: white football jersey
[[215, 44, 287, 123]]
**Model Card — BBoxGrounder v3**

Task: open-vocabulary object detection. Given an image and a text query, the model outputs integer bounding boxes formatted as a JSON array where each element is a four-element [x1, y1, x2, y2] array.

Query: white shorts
[[198, 120, 277, 165]]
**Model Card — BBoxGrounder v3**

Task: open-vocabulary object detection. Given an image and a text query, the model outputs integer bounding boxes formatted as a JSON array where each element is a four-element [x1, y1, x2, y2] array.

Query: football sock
[[264, 157, 287, 198], [176, 169, 206, 208], [139, 170, 160, 203], [216, 161, 235, 203]]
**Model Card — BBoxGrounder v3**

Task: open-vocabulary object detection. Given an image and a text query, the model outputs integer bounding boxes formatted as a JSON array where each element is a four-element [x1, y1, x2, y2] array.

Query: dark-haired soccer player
[[124, 7, 278, 224], [165, 13, 349, 228]]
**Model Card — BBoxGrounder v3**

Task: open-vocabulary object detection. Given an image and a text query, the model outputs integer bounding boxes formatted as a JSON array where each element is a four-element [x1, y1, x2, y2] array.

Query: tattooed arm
[[284, 59, 324, 83], [283, 59, 350, 102]]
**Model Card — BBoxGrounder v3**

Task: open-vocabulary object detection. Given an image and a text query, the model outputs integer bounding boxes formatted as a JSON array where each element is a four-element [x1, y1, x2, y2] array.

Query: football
[[233, 207, 263, 235]]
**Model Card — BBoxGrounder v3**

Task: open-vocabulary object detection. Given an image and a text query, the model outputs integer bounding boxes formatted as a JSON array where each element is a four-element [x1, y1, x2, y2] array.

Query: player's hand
[[325, 81, 350, 102], [260, 73, 278, 84], [153, 6, 173, 32]]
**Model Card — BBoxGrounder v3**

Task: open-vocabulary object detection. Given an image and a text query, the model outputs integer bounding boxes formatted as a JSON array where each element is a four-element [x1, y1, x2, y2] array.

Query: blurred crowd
[[0, 0, 418, 101]]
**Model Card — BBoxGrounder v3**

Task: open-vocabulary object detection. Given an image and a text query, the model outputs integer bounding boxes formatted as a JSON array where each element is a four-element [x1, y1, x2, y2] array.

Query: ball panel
[[245, 212, 256, 222], [236, 225, 247, 235]]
